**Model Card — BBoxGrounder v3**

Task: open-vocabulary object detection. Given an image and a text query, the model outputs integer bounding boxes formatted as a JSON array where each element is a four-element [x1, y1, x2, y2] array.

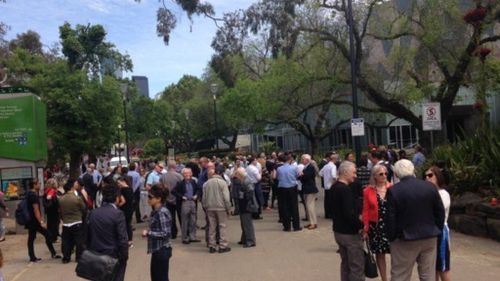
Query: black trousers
[[324, 189, 333, 219], [28, 223, 56, 260], [46, 212, 60, 242], [124, 211, 133, 241], [133, 189, 142, 223], [150, 247, 172, 281], [271, 183, 278, 208], [61, 223, 83, 262], [166, 203, 178, 239], [278, 187, 300, 230], [114, 259, 127, 281], [263, 191, 270, 208]]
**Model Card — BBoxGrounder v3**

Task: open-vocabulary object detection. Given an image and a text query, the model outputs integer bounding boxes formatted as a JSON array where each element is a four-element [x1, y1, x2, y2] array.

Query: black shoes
[[293, 227, 303, 232], [243, 244, 256, 248], [30, 257, 42, 262], [189, 239, 201, 243], [218, 247, 231, 253], [52, 254, 62, 259], [282, 228, 291, 232], [209, 247, 217, 254], [62, 259, 70, 264], [182, 241, 190, 244], [237, 241, 244, 245]]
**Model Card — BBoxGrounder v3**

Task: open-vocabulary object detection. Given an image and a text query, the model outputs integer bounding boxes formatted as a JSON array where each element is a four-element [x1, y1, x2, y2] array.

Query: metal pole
[[123, 98, 130, 164], [117, 125, 122, 164], [347, 0, 362, 165], [213, 96, 219, 151]]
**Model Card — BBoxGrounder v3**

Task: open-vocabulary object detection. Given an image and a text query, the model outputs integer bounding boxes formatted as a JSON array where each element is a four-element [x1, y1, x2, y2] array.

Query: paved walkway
[[2, 194, 500, 281]]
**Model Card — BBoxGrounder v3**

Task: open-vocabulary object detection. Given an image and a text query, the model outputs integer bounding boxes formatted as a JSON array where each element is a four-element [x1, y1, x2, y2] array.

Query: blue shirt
[[185, 182, 194, 199], [412, 152, 426, 167], [147, 171, 161, 186], [127, 170, 141, 192], [277, 163, 298, 188]]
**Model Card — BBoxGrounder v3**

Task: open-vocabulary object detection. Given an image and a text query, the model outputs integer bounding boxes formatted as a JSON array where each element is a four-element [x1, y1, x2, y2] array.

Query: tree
[[134, 0, 218, 45], [28, 60, 122, 178], [59, 22, 132, 76], [9, 30, 43, 55], [1, 24, 134, 177], [210, 0, 500, 148], [143, 138, 166, 160]]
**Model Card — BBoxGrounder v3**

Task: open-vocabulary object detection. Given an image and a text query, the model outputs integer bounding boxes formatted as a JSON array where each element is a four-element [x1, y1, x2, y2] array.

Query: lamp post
[[347, 0, 362, 165], [210, 83, 219, 151], [117, 124, 122, 163], [120, 83, 130, 164]]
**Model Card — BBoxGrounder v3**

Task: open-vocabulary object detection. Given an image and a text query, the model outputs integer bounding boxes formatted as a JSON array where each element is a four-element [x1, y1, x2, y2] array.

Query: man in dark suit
[[86, 184, 129, 281], [298, 154, 319, 229], [387, 159, 445, 281], [173, 167, 201, 244]]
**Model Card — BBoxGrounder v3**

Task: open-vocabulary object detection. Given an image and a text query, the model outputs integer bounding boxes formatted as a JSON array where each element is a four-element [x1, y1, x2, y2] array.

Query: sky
[[1, 0, 253, 97]]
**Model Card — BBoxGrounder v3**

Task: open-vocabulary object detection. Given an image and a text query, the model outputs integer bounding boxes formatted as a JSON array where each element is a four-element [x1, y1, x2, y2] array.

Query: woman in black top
[[26, 179, 61, 262], [43, 178, 60, 242], [117, 177, 134, 246]]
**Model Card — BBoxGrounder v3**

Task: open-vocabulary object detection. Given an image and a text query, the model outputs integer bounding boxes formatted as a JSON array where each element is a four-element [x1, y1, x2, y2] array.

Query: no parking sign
[[422, 103, 442, 131]]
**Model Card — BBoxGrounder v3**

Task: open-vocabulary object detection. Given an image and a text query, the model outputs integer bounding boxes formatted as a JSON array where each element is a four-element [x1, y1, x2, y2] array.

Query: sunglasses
[[425, 173, 434, 179], [378, 172, 388, 176]]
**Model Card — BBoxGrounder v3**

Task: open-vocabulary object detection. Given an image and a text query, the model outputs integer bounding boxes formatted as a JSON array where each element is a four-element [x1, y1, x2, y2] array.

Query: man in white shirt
[[319, 153, 338, 219], [246, 156, 263, 219]]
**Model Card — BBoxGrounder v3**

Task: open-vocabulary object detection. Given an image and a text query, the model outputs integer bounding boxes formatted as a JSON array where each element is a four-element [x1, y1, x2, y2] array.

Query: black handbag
[[364, 239, 379, 278], [75, 249, 119, 281]]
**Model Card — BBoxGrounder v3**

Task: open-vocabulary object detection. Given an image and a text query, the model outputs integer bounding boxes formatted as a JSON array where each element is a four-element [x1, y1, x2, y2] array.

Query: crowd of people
[[21, 144, 451, 281]]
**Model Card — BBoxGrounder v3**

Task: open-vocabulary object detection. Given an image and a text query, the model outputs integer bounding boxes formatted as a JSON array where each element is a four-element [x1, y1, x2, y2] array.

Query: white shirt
[[439, 189, 451, 224], [246, 164, 261, 184], [319, 162, 337, 190], [296, 164, 305, 190]]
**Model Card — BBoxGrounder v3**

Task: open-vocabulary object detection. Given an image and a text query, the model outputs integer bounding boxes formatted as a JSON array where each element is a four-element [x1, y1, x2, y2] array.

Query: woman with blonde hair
[[362, 164, 392, 281]]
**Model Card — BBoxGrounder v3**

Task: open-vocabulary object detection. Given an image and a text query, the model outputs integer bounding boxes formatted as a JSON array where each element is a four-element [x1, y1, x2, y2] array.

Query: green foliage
[[259, 141, 277, 154], [428, 128, 500, 195], [59, 22, 132, 75], [28, 60, 122, 161], [143, 138, 165, 160]]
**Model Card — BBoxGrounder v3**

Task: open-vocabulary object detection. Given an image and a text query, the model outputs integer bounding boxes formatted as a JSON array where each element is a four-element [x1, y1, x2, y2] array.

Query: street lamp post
[[347, 0, 362, 165], [210, 83, 219, 151], [117, 124, 122, 163], [120, 84, 130, 164]]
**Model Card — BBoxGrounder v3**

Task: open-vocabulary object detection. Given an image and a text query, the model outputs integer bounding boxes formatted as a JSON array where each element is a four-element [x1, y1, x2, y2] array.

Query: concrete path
[[2, 195, 500, 281]]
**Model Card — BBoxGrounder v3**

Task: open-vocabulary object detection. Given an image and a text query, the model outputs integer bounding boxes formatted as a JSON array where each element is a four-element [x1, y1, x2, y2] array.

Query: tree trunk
[[229, 131, 238, 151], [310, 137, 320, 158], [69, 150, 81, 179]]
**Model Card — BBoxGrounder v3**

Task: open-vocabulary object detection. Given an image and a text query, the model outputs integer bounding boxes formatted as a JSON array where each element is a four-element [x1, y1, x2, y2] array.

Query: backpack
[[15, 197, 32, 225]]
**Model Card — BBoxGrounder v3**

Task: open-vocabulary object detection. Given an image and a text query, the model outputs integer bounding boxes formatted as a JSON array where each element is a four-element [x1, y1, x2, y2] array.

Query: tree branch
[[479, 35, 500, 45]]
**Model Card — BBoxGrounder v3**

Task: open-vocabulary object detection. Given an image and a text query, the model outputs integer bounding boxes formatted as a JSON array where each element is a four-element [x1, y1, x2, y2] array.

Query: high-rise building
[[132, 76, 150, 98]]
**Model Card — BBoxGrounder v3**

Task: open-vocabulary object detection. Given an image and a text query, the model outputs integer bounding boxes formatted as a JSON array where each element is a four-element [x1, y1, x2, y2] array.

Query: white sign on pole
[[168, 148, 175, 160], [422, 103, 442, 131], [351, 118, 365, 136]]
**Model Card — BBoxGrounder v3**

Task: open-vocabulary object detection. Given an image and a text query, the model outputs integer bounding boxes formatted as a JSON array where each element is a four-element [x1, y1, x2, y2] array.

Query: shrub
[[428, 128, 500, 195]]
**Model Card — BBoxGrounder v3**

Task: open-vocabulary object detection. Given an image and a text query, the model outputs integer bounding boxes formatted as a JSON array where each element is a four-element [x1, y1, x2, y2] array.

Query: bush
[[143, 138, 165, 160], [428, 128, 500, 195]]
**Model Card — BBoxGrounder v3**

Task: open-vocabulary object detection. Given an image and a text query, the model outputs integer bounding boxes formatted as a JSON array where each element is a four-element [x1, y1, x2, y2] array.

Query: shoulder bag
[[364, 238, 378, 278], [75, 211, 119, 281]]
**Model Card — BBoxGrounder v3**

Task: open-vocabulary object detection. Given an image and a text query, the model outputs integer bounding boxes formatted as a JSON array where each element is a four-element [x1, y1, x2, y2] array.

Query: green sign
[[0, 93, 47, 161]]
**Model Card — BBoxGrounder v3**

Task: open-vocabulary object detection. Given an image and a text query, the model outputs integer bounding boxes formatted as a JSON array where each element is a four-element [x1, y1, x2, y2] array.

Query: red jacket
[[362, 183, 391, 233]]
